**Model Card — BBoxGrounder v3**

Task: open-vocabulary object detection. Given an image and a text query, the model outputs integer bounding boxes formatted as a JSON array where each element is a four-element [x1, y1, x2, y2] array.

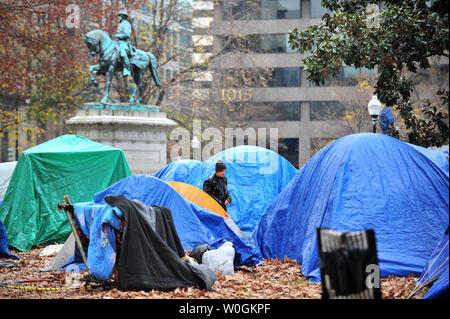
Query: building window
[[261, 0, 301, 19], [260, 34, 296, 53], [310, 137, 335, 156], [310, 101, 345, 121], [217, 68, 300, 87], [221, 34, 295, 53], [310, 66, 376, 87], [223, 0, 260, 20], [341, 66, 375, 86], [223, 0, 301, 20], [252, 101, 301, 121], [268, 68, 301, 87], [310, 0, 330, 18], [278, 138, 299, 169], [220, 34, 260, 53]]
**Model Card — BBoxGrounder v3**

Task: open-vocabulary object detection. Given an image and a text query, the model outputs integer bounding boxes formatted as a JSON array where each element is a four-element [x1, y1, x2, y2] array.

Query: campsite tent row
[[0, 135, 261, 267], [155, 134, 449, 296], [251, 134, 449, 286], [1, 133, 448, 298]]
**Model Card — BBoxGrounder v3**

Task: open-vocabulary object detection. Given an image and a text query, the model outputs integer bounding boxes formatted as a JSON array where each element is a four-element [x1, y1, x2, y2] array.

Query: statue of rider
[[114, 9, 134, 78]]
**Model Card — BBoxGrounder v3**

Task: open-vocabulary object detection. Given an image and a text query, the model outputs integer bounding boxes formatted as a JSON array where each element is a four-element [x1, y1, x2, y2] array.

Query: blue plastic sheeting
[[61, 203, 122, 279], [424, 269, 449, 299], [251, 133, 449, 283], [153, 159, 208, 189], [155, 146, 298, 236], [407, 143, 449, 176], [379, 107, 395, 134], [93, 175, 263, 267], [1, 206, 19, 259], [1, 219, 19, 259], [419, 228, 449, 299]]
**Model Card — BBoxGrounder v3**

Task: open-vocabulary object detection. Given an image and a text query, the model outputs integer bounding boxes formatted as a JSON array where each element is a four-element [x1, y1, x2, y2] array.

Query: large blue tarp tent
[[155, 146, 298, 236], [92, 175, 263, 267], [251, 133, 449, 283]]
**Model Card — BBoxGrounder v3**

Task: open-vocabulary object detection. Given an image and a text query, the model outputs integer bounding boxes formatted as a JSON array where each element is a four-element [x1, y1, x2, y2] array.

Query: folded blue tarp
[[155, 146, 298, 237], [93, 175, 263, 267], [62, 203, 122, 279], [251, 133, 449, 283]]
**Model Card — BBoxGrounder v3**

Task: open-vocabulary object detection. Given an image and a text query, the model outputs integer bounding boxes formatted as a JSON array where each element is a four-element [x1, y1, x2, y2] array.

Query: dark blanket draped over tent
[[104, 195, 216, 291]]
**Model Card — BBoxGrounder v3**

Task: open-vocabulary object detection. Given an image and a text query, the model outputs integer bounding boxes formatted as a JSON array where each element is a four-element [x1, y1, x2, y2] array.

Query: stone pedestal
[[67, 103, 177, 174]]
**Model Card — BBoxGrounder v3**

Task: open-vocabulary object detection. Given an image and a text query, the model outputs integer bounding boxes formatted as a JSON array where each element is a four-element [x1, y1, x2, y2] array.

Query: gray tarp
[[0, 161, 16, 197]]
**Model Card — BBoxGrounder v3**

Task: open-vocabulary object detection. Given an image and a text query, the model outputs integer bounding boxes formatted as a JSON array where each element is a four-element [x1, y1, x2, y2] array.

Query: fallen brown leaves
[[0, 247, 422, 299]]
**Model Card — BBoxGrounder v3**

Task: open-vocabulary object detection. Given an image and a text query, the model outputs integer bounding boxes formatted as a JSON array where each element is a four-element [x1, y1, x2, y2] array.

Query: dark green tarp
[[0, 134, 131, 251]]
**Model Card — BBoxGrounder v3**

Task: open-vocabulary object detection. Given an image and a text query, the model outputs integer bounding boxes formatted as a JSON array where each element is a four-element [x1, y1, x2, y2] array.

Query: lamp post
[[191, 135, 200, 160], [368, 95, 382, 133]]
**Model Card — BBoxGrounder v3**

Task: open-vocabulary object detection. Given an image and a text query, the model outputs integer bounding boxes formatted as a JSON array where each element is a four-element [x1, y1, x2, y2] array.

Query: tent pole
[[57, 195, 89, 272]]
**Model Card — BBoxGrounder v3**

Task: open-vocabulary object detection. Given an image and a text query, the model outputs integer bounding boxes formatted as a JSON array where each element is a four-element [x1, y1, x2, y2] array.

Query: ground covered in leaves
[[0, 246, 423, 299]]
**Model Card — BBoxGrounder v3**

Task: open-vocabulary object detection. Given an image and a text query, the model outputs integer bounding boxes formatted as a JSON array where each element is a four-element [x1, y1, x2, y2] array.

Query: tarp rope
[[0, 278, 92, 292], [407, 240, 449, 298]]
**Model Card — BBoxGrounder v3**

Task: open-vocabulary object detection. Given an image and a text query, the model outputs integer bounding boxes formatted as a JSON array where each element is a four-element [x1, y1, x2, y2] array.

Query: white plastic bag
[[202, 241, 235, 276], [39, 244, 64, 256]]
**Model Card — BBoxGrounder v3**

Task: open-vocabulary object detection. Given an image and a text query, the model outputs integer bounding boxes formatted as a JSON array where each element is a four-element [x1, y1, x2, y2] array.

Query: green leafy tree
[[289, 0, 449, 147]]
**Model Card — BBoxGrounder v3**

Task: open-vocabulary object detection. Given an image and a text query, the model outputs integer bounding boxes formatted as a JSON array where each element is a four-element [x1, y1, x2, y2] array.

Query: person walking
[[203, 161, 232, 211]]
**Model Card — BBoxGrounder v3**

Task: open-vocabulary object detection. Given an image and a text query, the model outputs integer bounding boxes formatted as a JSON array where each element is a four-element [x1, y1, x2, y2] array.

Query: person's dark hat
[[118, 9, 129, 18], [215, 160, 227, 172]]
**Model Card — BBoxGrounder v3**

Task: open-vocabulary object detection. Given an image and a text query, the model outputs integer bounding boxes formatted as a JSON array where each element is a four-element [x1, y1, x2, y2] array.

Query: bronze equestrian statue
[[82, 10, 161, 104]]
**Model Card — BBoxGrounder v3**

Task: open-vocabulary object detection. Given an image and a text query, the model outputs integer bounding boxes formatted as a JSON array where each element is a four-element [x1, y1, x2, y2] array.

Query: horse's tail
[[147, 52, 161, 89]]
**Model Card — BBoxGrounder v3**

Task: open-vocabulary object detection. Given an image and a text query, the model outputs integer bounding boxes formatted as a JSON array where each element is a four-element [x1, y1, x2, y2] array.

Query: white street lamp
[[191, 135, 200, 150], [368, 95, 382, 133], [191, 135, 200, 161]]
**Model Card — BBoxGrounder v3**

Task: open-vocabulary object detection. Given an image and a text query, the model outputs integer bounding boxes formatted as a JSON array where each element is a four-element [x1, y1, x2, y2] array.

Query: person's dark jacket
[[203, 174, 232, 211]]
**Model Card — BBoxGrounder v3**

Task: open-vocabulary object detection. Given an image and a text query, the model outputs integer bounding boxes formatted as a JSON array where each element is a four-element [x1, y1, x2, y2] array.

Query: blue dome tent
[[206, 145, 298, 236], [251, 133, 449, 283], [154, 146, 298, 237]]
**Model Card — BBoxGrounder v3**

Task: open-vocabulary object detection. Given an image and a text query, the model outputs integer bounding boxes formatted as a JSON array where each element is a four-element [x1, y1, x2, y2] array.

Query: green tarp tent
[[0, 134, 131, 251]]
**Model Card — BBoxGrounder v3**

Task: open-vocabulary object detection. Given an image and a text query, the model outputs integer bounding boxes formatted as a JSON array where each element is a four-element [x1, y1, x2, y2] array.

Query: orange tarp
[[167, 181, 229, 218]]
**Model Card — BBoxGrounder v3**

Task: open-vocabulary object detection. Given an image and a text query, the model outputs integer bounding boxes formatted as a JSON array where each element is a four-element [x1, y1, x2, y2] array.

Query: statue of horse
[[81, 29, 161, 104]]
